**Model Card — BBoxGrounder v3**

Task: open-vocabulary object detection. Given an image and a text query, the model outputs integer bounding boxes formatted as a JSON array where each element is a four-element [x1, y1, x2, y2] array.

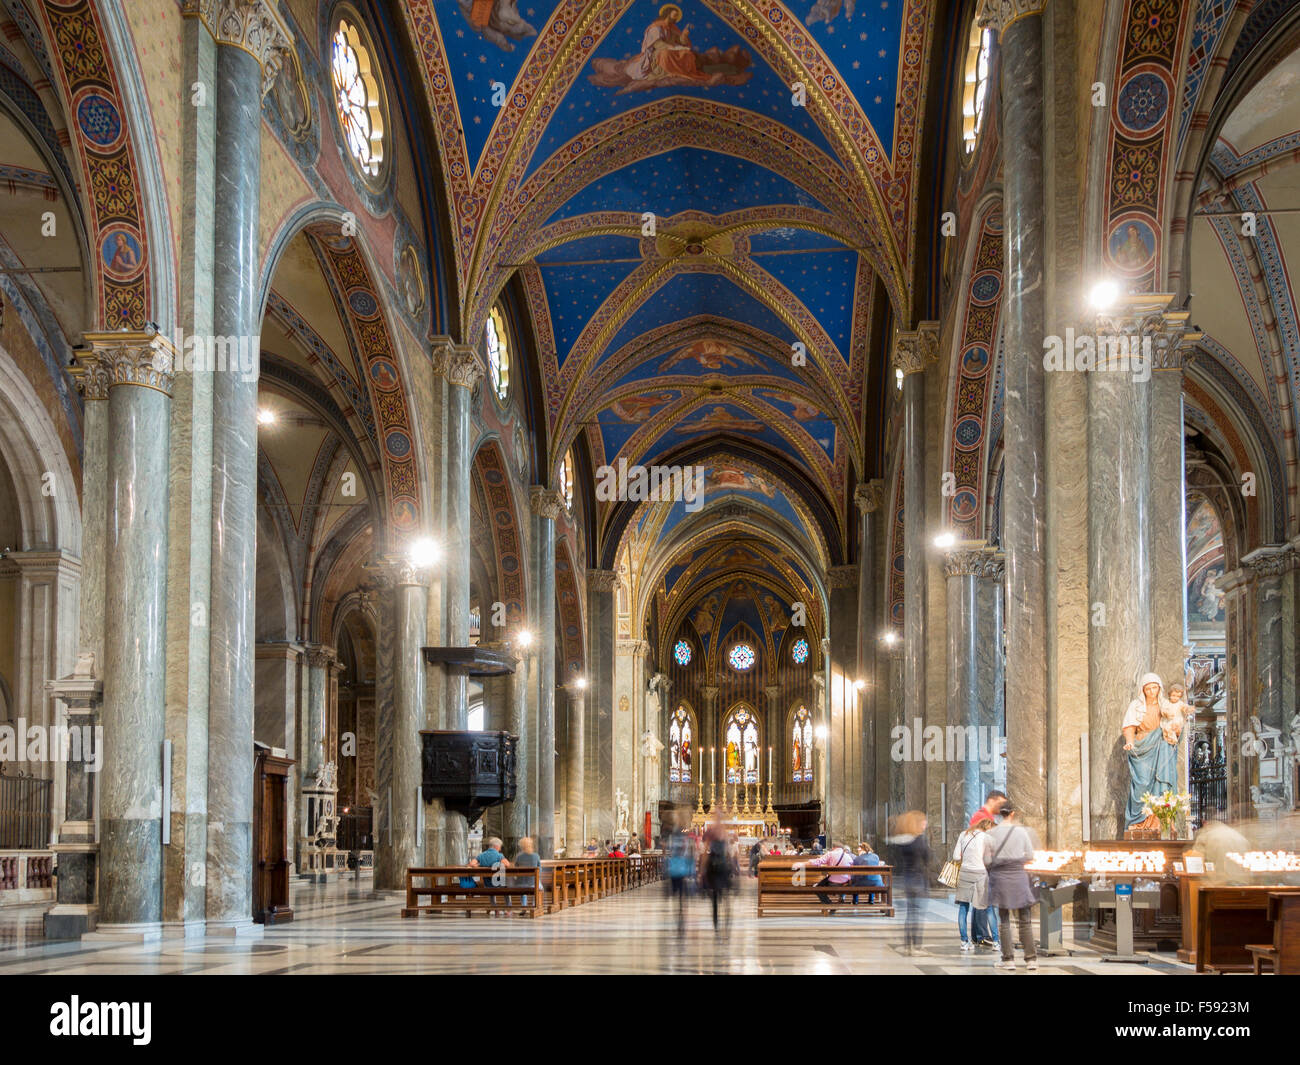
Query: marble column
[[369, 557, 430, 889], [1242, 547, 1291, 813], [645, 673, 669, 841], [894, 326, 938, 814], [586, 570, 618, 841], [302, 645, 335, 783], [564, 683, 586, 856], [503, 645, 531, 854], [1087, 295, 1167, 838], [202, 0, 293, 936], [87, 331, 175, 936], [991, 0, 1049, 827], [855, 481, 885, 832], [530, 487, 563, 856], [944, 545, 1005, 841], [827, 565, 860, 844], [434, 342, 483, 861]]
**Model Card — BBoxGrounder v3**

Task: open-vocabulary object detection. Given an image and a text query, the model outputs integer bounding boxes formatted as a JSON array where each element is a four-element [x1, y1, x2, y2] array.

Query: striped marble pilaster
[[564, 685, 586, 858], [530, 488, 563, 856]]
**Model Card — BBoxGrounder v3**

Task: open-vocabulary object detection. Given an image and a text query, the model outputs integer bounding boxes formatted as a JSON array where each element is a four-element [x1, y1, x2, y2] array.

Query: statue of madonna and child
[[1121, 672, 1193, 836]]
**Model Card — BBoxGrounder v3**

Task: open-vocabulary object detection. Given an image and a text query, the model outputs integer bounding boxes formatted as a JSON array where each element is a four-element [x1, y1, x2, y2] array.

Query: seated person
[[512, 837, 540, 906], [584, 837, 599, 857], [609, 841, 626, 858], [807, 840, 855, 905], [460, 836, 509, 889], [850, 841, 885, 903]]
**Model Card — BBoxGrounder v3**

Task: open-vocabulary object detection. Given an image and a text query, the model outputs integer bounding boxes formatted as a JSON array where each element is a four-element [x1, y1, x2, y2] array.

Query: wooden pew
[[401, 866, 541, 918], [1246, 892, 1300, 974], [1196, 886, 1300, 972], [756, 858, 894, 917]]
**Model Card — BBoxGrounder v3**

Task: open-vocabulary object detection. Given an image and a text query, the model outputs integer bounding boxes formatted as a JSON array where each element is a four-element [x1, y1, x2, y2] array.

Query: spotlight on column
[[854, 678, 867, 691], [814, 725, 828, 741], [933, 532, 956, 549], [1089, 279, 1121, 311], [573, 675, 588, 690], [514, 628, 534, 648], [880, 630, 898, 647], [257, 407, 276, 426], [407, 536, 441, 568]]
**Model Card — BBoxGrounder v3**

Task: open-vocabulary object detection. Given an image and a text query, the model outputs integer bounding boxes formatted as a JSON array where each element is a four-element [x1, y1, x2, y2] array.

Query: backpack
[[667, 836, 693, 879]]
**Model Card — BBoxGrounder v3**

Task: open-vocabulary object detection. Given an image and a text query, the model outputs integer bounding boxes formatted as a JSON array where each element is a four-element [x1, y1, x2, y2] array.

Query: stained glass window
[[962, 20, 993, 154], [486, 305, 509, 402], [331, 15, 386, 181], [791, 638, 809, 664], [673, 639, 691, 666], [791, 706, 813, 783], [728, 643, 755, 671], [724, 706, 760, 784], [669, 706, 692, 784]]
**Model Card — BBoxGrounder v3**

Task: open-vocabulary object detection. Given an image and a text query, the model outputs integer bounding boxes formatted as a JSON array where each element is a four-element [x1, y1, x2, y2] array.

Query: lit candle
[[768, 745, 773, 782], [711, 747, 715, 784]]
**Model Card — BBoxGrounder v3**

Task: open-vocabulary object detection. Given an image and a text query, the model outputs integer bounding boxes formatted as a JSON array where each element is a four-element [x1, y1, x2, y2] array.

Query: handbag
[[939, 831, 978, 888]]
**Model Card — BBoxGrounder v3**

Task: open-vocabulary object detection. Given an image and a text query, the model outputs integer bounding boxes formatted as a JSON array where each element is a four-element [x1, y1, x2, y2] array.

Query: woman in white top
[[953, 818, 995, 951]]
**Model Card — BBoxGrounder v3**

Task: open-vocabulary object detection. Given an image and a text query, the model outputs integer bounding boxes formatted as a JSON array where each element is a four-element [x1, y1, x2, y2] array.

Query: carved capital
[[304, 643, 337, 669], [1152, 310, 1201, 373], [943, 543, 1005, 580], [891, 321, 939, 376], [1242, 544, 1296, 580], [432, 338, 484, 390], [618, 638, 650, 657], [700, 685, 720, 709], [587, 568, 620, 593], [363, 553, 433, 589], [855, 479, 886, 515], [79, 330, 176, 397], [529, 485, 564, 521], [826, 565, 858, 590], [978, 0, 1047, 35], [181, 0, 295, 96]]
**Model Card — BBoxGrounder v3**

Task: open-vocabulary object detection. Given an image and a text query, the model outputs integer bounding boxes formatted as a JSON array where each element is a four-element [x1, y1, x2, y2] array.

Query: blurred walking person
[[890, 811, 931, 955], [982, 800, 1039, 971], [665, 828, 694, 931]]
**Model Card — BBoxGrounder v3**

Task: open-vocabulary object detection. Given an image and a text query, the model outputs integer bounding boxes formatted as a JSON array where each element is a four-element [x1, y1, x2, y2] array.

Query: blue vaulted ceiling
[[405, 0, 936, 614]]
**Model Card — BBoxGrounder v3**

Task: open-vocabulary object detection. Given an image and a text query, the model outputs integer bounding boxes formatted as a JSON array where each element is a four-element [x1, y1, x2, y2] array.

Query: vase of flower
[[1140, 790, 1190, 840]]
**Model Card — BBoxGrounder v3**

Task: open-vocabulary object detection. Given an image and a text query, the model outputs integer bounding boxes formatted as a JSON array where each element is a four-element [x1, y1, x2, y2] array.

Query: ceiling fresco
[[404, 0, 936, 643]]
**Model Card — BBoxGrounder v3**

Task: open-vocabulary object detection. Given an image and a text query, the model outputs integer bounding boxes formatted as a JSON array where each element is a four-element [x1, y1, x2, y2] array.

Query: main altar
[[690, 778, 782, 839]]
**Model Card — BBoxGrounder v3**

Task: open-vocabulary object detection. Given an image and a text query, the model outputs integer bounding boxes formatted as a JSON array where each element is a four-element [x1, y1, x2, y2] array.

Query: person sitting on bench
[[460, 837, 509, 888], [807, 840, 855, 904], [850, 841, 885, 903]]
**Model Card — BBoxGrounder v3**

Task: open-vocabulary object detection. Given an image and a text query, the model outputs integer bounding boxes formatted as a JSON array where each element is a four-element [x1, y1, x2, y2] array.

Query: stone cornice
[[181, 0, 295, 96], [1241, 544, 1297, 579], [618, 638, 650, 657], [432, 337, 485, 390], [891, 321, 939, 376], [854, 479, 886, 515], [826, 565, 858, 589], [529, 486, 564, 520], [943, 543, 1005, 580], [79, 330, 176, 397], [586, 568, 620, 592]]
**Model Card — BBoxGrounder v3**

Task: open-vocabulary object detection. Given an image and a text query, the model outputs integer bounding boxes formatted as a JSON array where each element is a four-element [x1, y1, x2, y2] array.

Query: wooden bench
[[1196, 886, 1300, 972], [756, 858, 894, 917], [401, 866, 541, 918], [1246, 892, 1300, 974]]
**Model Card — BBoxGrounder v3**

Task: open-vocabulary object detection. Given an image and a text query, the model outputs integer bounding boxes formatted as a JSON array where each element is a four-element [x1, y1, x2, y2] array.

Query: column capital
[[431, 337, 485, 390], [303, 643, 337, 669], [1241, 544, 1297, 580], [1152, 310, 1202, 372], [826, 564, 858, 590], [943, 542, 1005, 580], [700, 685, 720, 709], [764, 685, 782, 708], [810, 673, 825, 693], [0, 548, 81, 581], [854, 479, 887, 515], [78, 330, 176, 397], [977, 0, 1047, 35], [586, 568, 620, 592], [618, 638, 650, 657], [529, 485, 565, 520], [181, 0, 295, 96], [891, 321, 939, 376], [363, 553, 433, 589]]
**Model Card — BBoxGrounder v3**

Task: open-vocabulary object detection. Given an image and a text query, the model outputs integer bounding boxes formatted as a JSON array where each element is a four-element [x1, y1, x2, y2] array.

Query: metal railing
[[1189, 753, 1227, 831], [0, 774, 52, 849]]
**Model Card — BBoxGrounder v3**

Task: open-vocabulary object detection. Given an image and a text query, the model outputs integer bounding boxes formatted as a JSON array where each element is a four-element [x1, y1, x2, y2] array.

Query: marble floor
[[0, 876, 1196, 975]]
